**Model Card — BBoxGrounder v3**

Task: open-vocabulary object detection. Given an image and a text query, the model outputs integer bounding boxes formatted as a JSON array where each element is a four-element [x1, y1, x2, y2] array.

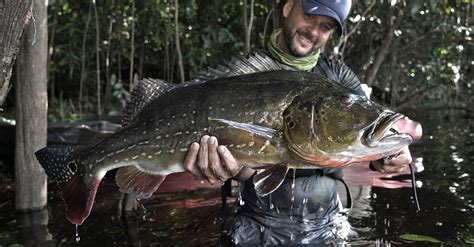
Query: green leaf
[[466, 237, 474, 244], [400, 234, 442, 243], [10, 244, 23, 247], [439, 48, 449, 55]]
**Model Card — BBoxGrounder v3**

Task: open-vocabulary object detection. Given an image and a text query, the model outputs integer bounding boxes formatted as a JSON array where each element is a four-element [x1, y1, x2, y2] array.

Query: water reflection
[[122, 214, 142, 247], [344, 157, 424, 190], [0, 112, 472, 246], [16, 208, 55, 246]]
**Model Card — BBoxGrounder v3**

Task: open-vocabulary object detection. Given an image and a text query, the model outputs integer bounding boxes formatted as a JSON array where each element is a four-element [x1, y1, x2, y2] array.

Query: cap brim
[[301, 1, 344, 35]]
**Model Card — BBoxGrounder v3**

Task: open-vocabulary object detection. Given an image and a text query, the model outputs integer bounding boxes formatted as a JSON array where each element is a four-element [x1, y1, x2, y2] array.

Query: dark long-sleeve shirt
[[229, 51, 361, 245]]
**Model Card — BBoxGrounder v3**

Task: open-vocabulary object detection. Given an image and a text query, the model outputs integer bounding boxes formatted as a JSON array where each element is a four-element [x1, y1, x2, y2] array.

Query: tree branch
[[394, 85, 439, 111], [365, 8, 403, 86], [334, 0, 376, 60]]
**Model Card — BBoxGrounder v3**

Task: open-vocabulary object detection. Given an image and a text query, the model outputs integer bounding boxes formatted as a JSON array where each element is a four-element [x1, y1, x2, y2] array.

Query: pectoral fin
[[116, 166, 166, 199], [208, 118, 279, 140], [208, 119, 289, 194], [208, 118, 286, 165], [253, 164, 289, 197]]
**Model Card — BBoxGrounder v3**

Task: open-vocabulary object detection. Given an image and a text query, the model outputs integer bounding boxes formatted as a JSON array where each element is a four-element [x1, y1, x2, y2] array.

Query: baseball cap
[[301, 0, 352, 35]]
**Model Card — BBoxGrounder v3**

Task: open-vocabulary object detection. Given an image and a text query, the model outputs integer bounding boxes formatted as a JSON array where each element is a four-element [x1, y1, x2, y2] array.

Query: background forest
[[3, 0, 473, 121], [0, 1, 472, 245]]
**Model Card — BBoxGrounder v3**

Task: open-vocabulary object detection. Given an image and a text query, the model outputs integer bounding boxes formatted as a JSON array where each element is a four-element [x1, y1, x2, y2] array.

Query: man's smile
[[297, 30, 315, 45], [298, 32, 313, 45]]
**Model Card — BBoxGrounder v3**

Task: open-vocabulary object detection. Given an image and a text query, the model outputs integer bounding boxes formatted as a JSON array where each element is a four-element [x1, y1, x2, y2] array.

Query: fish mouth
[[364, 111, 413, 147]]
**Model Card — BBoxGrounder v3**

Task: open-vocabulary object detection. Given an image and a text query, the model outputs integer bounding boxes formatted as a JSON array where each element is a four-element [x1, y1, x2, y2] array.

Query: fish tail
[[35, 145, 101, 225]]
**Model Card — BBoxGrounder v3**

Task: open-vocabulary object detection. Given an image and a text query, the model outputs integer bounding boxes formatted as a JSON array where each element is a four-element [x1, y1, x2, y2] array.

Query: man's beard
[[283, 22, 318, 57]]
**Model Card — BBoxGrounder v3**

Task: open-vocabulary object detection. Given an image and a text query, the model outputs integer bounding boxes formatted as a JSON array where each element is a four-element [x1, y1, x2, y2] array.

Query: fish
[[35, 52, 413, 225]]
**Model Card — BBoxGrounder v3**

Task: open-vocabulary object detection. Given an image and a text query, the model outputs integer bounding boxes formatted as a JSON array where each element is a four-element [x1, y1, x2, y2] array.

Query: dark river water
[[0, 111, 472, 246]]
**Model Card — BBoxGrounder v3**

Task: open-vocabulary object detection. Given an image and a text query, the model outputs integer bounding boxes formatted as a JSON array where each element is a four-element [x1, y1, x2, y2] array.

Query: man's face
[[282, 0, 337, 57]]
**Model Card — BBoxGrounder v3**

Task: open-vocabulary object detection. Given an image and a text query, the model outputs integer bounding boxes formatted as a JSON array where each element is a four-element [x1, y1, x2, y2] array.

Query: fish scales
[[79, 73, 302, 176], [35, 69, 414, 225]]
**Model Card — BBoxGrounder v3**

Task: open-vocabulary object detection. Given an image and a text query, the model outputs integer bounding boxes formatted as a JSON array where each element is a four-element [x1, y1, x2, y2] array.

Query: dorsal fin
[[122, 51, 281, 126], [122, 78, 177, 126], [192, 51, 283, 82]]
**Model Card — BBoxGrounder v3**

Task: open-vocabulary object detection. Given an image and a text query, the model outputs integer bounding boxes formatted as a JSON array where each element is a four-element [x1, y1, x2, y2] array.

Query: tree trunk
[[15, 0, 48, 211], [47, 0, 60, 85], [389, 54, 399, 108], [103, 2, 115, 115], [243, 0, 248, 52], [243, 0, 255, 54], [79, 1, 92, 117], [93, 0, 102, 117], [138, 42, 145, 80], [118, 37, 123, 89], [164, 26, 170, 82], [174, 0, 184, 83], [0, 0, 33, 108], [129, 0, 136, 90]]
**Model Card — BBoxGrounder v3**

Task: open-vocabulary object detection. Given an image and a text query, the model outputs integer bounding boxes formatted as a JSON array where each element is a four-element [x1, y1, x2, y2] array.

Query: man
[[183, 0, 413, 244]]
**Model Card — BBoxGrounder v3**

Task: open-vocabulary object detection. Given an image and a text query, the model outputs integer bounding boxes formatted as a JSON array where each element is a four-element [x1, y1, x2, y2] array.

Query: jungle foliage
[[27, 0, 473, 121]]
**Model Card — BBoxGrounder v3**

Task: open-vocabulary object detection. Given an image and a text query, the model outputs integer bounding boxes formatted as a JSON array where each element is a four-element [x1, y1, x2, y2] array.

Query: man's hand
[[370, 117, 419, 173], [370, 146, 412, 173], [183, 135, 249, 184]]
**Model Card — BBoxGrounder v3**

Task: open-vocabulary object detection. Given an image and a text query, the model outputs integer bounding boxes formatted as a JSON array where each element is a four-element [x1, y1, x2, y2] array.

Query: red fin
[[116, 166, 166, 199], [253, 164, 289, 196], [61, 173, 102, 225]]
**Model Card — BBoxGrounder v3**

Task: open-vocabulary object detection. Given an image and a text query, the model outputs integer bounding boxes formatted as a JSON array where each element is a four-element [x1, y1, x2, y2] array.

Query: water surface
[[0, 111, 472, 246]]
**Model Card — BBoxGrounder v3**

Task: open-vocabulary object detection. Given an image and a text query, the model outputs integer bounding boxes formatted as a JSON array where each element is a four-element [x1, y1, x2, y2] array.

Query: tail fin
[[35, 145, 102, 225]]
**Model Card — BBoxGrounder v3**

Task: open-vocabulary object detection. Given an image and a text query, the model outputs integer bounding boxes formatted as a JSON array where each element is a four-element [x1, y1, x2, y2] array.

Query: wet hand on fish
[[35, 68, 416, 225], [184, 137, 414, 182], [369, 146, 412, 173], [369, 118, 419, 173], [184, 135, 254, 184]]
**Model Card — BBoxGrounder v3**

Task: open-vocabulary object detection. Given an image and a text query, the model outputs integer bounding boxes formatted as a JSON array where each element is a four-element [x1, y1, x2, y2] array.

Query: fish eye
[[287, 121, 296, 129], [67, 161, 78, 174], [340, 95, 355, 107]]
